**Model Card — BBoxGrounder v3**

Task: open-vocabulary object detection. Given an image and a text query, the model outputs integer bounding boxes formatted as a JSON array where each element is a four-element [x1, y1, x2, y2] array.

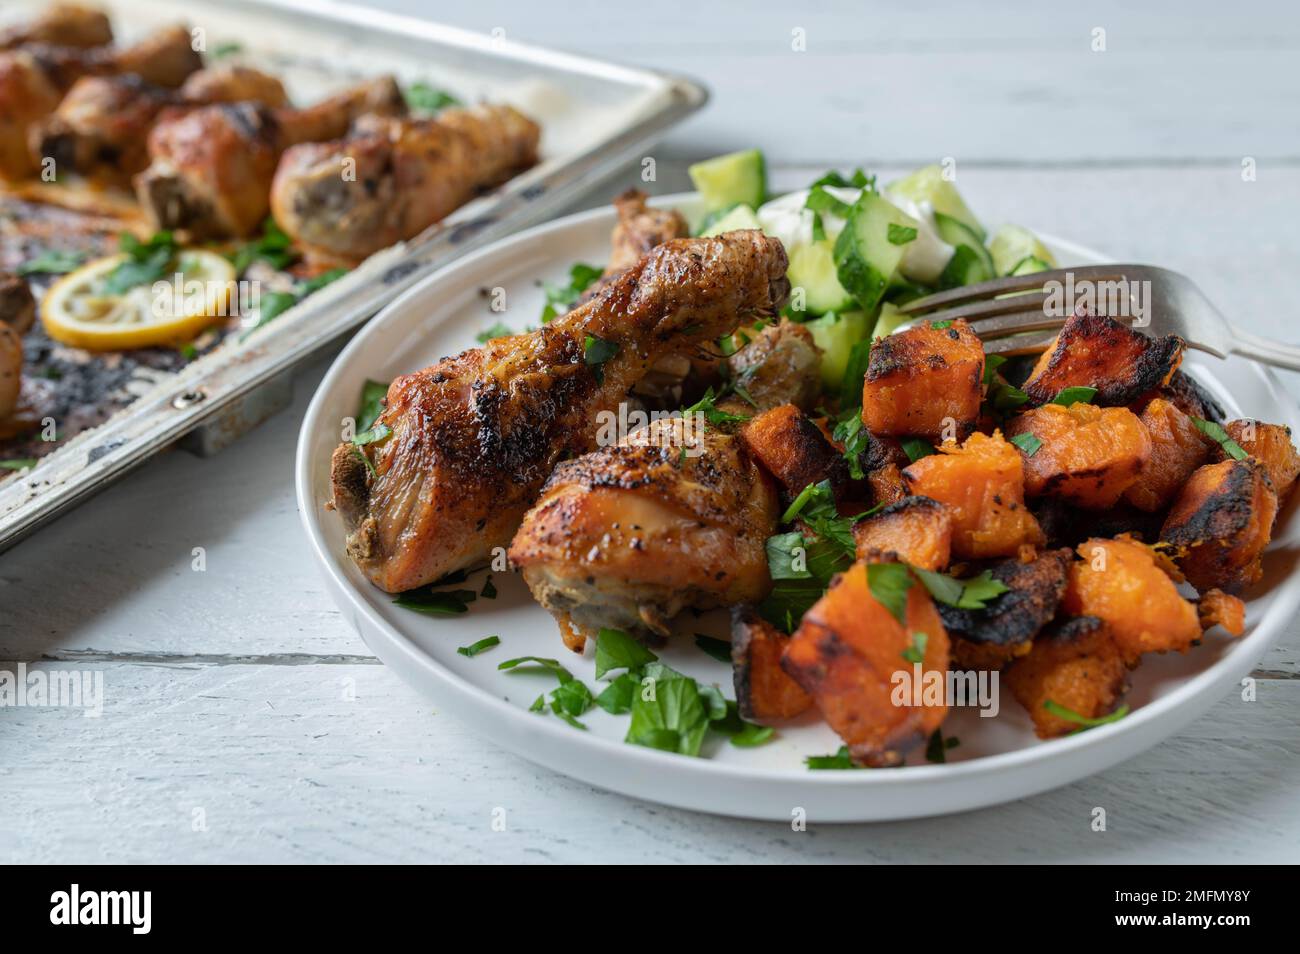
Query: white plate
[[296, 194, 1300, 821]]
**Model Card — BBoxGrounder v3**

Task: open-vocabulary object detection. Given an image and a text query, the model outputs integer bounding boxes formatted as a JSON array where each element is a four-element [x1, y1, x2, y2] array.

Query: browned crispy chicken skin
[[0, 4, 113, 51], [270, 105, 540, 265], [332, 231, 790, 593], [0, 24, 201, 180], [136, 76, 405, 238], [578, 190, 689, 305], [32, 66, 290, 184], [509, 416, 779, 650]]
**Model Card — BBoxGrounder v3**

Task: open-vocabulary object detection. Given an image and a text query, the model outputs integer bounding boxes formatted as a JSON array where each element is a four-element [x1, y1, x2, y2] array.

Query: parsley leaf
[[593, 627, 657, 679], [1009, 432, 1042, 456], [901, 630, 928, 664], [682, 386, 749, 426], [540, 262, 603, 322], [1192, 417, 1248, 460], [393, 587, 477, 615], [887, 223, 918, 246], [912, 566, 1010, 610], [457, 635, 500, 657], [404, 82, 461, 114], [925, 728, 959, 763], [102, 231, 179, 294], [901, 437, 935, 462], [584, 333, 619, 383], [806, 746, 860, 770], [476, 320, 513, 343], [231, 217, 296, 273], [867, 562, 913, 625], [17, 249, 85, 276], [626, 662, 710, 756], [1050, 385, 1097, 407], [1043, 700, 1130, 732], [356, 379, 389, 432], [694, 634, 733, 663]]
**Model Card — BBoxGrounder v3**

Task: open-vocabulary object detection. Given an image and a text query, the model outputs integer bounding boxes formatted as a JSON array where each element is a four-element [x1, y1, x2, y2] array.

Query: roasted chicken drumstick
[[0, 24, 201, 180], [270, 105, 540, 264], [509, 416, 779, 650], [136, 76, 405, 238], [0, 3, 113, 51], [32, 66, 289, 184], [332, 230, 790, 593]]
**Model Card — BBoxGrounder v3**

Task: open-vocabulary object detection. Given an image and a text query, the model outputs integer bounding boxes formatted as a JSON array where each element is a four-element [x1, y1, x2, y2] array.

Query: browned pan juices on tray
[[0, 0, 707, 551]]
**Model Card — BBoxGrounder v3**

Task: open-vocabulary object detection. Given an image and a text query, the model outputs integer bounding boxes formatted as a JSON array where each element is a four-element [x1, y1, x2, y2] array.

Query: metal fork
[[898, 264, 1300, 370]]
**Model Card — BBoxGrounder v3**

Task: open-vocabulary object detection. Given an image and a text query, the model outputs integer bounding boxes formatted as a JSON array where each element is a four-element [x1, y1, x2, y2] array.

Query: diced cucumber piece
[[700, 203, 762, 237], [1010, 255, 1052, 276], [889, 165, 985, 240], [833, 193, 920, 313], [933, 211, 996, 280], [872, 302, 909, 339], [806, 310, 872, 389], [988, 224, 1058, 276], [938, 244, 993, 288], [788, 239, 854, 314], [689, 149, 767, 213]]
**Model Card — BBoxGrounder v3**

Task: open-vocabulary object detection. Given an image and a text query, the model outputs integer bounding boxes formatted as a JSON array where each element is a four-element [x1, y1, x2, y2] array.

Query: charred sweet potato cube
[[852, 495, 953, 570], [861, 318, 984, 441], [941, 548, 1072, 671], [781, 560, 949, 766], [1158, 369, 1225, 424], [731, 605, 813, 722], [740, 403, 847, 503], [1061, 536, 1201, 663], [1022, 311, 1183, 407], [1161, 459, 1278, 595], [867, 464, 908, 507], [1032, 497, 1165, 549], [1006, 403, 1152, 509], [1219, 420, 1300, 504], [1005, 616, 1129, 739], [1198, 588, 1246, 636], [1123, 398, 1212, 512], [902, 431, 1044, 559]]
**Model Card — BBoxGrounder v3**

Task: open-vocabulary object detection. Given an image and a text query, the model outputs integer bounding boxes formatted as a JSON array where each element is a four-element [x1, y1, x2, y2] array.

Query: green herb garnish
[[887, 223, 918, 246], [1192, 417, 1248, 460], [584, 333, 619, 383], [912, 566, 1010, 610], [0, 459, 36, 471], [1050, 385, 1098, 407], [593, 627, 657, 679], [901, 437, 935, 462], [867, 562, 913, 625], [393, 587, 477, 615], [806, 746, 860, 770], [476, 321, 513, 343], [17, 249, 85, 276], [102, 231, 179, 294], [231, 217, 296, 273], [925, 728, 959, 763], [540, 262, 602, 323], [1043, 700, 1130, 732], [1009, 432, 1043, 456], [405, 82, 461, 114], [901, 630, 928, 664], [694, 634, 733, 663], [457, 635, 500, 657]]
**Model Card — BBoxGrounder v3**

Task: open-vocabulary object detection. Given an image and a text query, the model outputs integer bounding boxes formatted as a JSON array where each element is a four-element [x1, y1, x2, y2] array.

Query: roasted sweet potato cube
[[1158, 369, 1225, 424], [1061, 536, 1201, 663], [851, 495, 953, 570], [1032, 497, 1165, 549], [940, 548, 1071, 670], [1123, 397, 1212, 512], [731, 605, 813, 722], [1219, 420, 1300, 504], [781, 560, 949, 766], [740, 403, 847, 503], [1160, 459, 1278, 594], [861, 318, 983, 441], [1005, 616, 1129, 739], [1006, 402, 1152, 509], [1023, 311, 1183, 407], [1198, 588, 1246, 636], [902, 431, 1044, 559]]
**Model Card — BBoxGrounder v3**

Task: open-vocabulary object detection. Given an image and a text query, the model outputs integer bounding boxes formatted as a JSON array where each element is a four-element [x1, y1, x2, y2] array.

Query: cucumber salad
[[688, 148, 1057, 390]]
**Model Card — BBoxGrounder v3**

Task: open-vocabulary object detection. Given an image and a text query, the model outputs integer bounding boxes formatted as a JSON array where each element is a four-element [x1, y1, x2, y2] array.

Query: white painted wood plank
[[2, 661, 1295, 863], [357, 0, 1300, 163]]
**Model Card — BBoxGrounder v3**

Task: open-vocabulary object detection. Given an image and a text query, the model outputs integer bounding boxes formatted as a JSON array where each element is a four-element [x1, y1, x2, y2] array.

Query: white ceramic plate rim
[[296, 194, 1300, 804]]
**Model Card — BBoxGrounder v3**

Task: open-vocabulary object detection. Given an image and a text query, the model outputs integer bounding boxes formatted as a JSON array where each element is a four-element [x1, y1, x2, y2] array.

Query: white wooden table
[[4, 0, 1299, 863]]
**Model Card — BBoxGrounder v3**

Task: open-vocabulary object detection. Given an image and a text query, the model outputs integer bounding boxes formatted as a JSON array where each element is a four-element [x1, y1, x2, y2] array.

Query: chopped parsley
[[806, 746, 859, 770], [583, 333, 619, 383], [887, 223, 919, 246], [593, 627, 656, 679], [901, 436, 936, 461], [1, 459, 36, 471], [103, 231, 179, 294], [982, 354, 1030, 415], [867, 562, 913, 625], [352, 422, 390, 447], [231, 217, 296, 273], [540, 262, 603, 322], [912, 566, 1010, 610], [404, 82, 461, 114], [476, 320, 513, 343], [356, 379, 389, 432], [901, 631, 928, 664], [16, 249, 85, 276], [1043, 700, 1130, 732], [925, 728, 959, 763], [457, 635, 500, 657], [1192, 417, 1248, 460], [1009, 432, 1043, 456], [693, 634, 733, 663], [682, 386, 749, 426], [393, 587, 477, 616], [1050, 385, 1098, 407]]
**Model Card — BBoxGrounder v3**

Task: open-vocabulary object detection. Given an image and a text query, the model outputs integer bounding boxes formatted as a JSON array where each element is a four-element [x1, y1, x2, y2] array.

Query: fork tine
[[900, 264, 1142, 316], [982, 330, 1059, 356], [900, 290, 1054, 327]]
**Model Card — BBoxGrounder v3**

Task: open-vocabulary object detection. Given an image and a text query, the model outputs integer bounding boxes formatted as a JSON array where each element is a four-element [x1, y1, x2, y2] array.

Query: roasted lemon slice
[[41, 250, 236, 351]]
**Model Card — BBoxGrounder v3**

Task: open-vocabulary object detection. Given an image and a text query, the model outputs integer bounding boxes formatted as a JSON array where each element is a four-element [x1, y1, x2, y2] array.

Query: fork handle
[[1230, 330, 1300, 372]]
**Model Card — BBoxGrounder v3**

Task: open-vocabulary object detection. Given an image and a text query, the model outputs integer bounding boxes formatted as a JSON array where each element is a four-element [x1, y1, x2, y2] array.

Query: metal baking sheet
[[0, 0, 706, 552]]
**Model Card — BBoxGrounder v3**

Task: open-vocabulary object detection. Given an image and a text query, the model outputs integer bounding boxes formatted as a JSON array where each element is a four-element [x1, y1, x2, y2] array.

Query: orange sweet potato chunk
[[1198, 588, 1246, 637], [1006, 402, 1152, 509], [851, 495, 953, 570], [782, 560, 949, 766], [1022, 311, 1183, 407], [1123, 397, 1212, 512], [901, 431, 1044, 559], [1221, 420, 1300, 505], [1160, 459, 1278, 594], [740, 403, 847, 503], [731, 605, 813, 722], [861, 318, 984, 441], [1005, 616, 1129, 739], [1061, 536, 1201, 663]]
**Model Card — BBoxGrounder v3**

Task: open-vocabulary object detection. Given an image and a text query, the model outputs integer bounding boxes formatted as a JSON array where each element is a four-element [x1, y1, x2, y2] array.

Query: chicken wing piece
[[0, 3, 113, 51], [270, 105, 540, 264], [723, 319, 822, 413], [136, 76, 405, 238], [32, 67, 290, 185], [510, 416, 779, 650], [331, 230, 790, 593], [0, 24, 201, 181], [578, 190, 689, 305], [0, 272, 35, 421]]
